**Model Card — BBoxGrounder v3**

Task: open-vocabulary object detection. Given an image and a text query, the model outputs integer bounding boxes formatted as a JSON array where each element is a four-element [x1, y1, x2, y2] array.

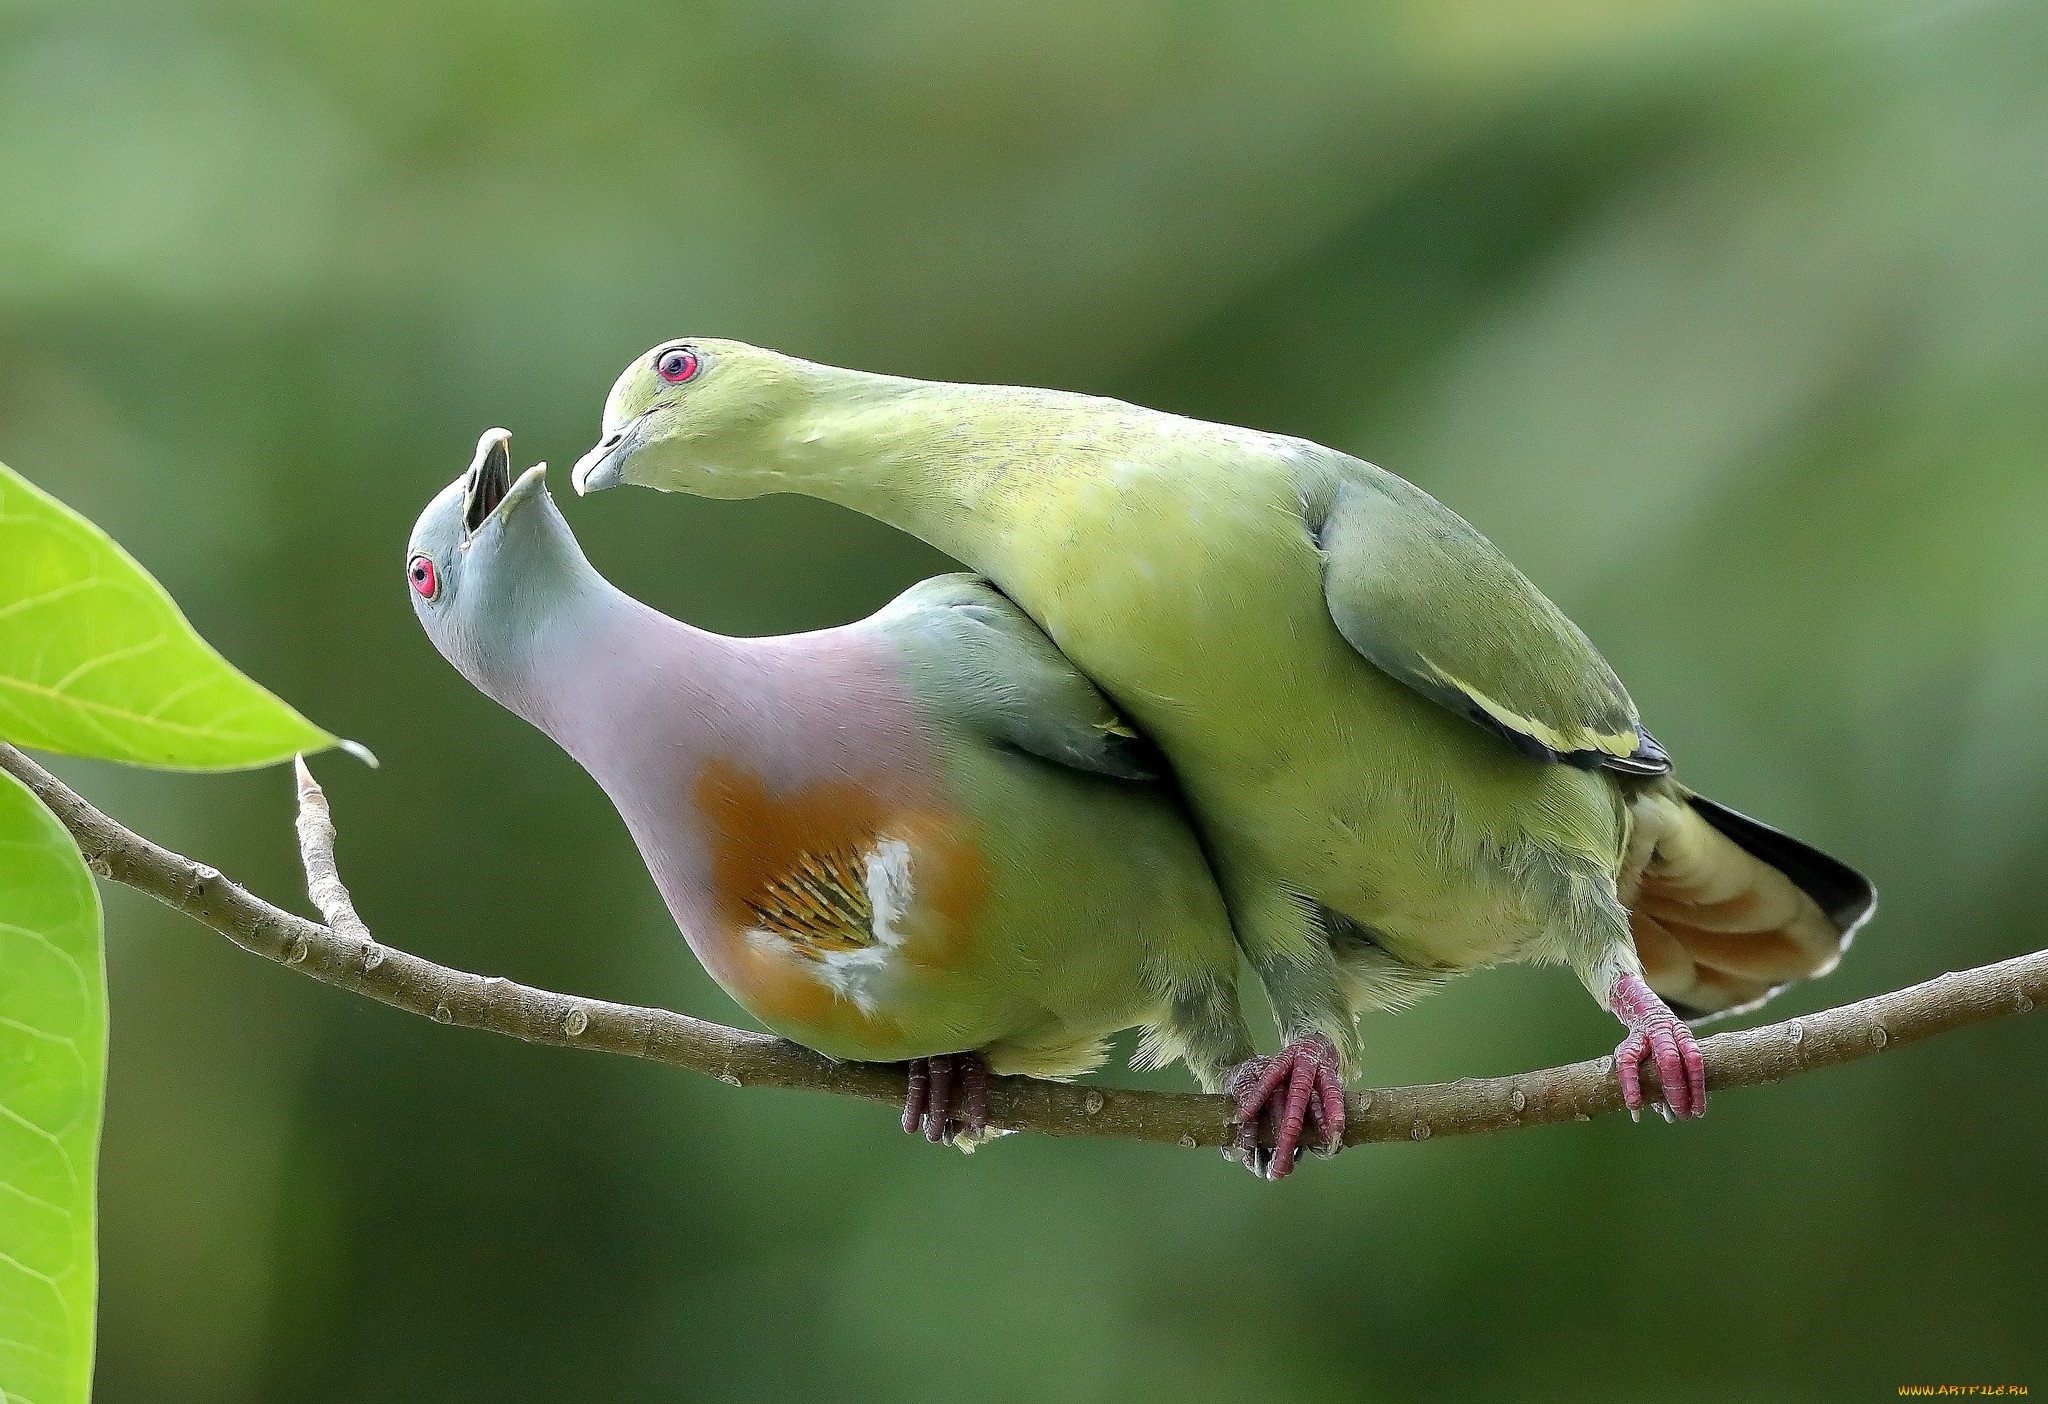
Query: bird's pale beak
[[499, 462, 549, 520], [463, 428, 515, 535], [572, 432, 626, 496], [463, 427, 547, 533]]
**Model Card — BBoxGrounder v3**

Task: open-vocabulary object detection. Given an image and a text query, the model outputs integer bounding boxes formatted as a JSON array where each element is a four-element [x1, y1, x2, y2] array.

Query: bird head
[[408, 428, 596, 694], [571, 337, 814, 499]]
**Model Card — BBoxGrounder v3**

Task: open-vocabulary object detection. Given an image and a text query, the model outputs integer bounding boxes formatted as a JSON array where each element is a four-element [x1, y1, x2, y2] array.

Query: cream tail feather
[[1622, 788, 1875, 1021]]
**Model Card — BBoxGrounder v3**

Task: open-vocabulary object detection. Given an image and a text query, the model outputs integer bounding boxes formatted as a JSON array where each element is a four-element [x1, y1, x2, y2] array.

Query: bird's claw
[[901, 1052, 990, 1147], [1225, 1033, 1347, 1180], [1610, 982, 1707, 1121]]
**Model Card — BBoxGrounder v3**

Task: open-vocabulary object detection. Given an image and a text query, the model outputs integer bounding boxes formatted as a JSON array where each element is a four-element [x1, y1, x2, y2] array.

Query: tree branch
[[3, 741, 2040, 1150]]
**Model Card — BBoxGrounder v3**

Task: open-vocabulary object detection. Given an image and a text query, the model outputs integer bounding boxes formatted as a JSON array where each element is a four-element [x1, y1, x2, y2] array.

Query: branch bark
[[3, 740, 2040, 1150]]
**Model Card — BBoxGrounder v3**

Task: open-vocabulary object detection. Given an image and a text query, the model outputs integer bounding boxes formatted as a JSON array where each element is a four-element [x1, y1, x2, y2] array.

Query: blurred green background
[[4, 0, 2043, 1398]]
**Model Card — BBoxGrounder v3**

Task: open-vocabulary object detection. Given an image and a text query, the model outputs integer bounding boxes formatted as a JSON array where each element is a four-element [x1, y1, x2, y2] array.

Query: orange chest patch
[[689, 758, 989, 1031]]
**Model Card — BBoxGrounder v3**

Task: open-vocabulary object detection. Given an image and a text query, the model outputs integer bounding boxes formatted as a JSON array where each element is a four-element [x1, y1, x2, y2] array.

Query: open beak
[[462, 428, 547, 535], [463, 428, 512, 534]]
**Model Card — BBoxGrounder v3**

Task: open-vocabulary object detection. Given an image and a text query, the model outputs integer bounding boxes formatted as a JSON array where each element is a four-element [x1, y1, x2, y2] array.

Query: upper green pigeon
[[573, 339, 1877, 1175]]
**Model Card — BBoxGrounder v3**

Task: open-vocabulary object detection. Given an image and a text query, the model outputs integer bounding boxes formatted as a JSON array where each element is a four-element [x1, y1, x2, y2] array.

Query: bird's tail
[[1622, 789, 1876, 1022]]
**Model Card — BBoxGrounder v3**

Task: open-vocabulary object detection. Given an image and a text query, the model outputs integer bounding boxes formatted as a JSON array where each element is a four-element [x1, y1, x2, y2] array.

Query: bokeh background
[[4, 0, 2044, 1399]]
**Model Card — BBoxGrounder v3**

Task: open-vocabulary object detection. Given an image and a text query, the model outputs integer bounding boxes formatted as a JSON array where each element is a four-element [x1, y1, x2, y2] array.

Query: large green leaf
[[0, 768, 105, 1404], [0, 461, 338, 769]]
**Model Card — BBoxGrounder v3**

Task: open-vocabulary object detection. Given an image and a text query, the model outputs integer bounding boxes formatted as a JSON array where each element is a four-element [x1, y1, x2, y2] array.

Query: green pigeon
[[574, 339, 1878, 1174], [410, 429, 1252, 1148]]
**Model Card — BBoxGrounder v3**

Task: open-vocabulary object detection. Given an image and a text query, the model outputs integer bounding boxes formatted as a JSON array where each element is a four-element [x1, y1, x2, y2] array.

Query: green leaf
[[0, 461, 341, 769], [0, 768, 105, 1404]]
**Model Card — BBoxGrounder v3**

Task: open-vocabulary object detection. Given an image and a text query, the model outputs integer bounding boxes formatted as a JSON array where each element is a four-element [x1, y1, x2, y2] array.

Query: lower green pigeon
[[410, 430, 1252, 1147], [573, 340, 1878, 1175]]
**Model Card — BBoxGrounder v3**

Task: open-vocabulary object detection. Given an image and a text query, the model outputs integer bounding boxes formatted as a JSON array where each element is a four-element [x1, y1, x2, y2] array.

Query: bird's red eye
[[407, 554, 438, 600], [656, 347, 700, 383]]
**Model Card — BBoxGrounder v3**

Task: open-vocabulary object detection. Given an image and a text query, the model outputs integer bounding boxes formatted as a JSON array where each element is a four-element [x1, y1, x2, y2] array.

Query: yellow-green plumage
[[576, 341, 1875, 1086]]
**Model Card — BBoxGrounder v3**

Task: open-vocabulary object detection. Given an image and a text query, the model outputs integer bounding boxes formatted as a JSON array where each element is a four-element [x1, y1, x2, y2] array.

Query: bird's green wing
[[1314, 469, 1667, 773], [878, 574, 1161, 780]]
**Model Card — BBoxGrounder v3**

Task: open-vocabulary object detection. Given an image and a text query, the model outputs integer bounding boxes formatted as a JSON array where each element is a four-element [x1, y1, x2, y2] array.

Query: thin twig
[[2, 740, 2040, 1150], [293, 757, 373, 950]]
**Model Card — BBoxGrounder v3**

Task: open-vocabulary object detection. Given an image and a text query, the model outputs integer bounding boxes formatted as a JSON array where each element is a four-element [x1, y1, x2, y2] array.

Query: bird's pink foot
[[1608, 971, 1706, 1120], [901, 1052, 990, 1146], [1225, 1033, 1347, 1179]]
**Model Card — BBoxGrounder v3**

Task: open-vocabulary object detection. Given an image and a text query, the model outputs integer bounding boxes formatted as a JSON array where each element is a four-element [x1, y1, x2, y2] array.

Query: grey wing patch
[[879, 573, 1161, 781], [1312, 470, 1668, 775]]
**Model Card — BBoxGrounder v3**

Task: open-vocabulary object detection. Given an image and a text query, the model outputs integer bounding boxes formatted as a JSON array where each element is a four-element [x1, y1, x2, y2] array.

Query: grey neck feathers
[[450, 513, 745, 797]]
